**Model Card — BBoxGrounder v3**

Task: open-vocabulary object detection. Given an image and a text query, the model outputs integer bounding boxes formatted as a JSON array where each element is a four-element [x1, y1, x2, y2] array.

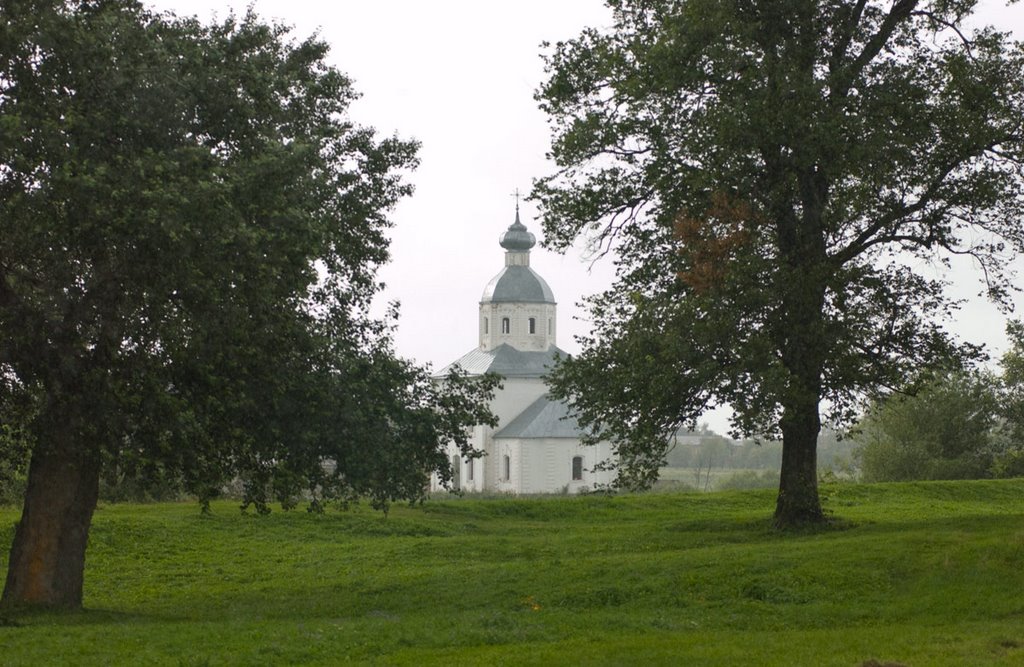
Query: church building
[[431, 209, 617, 494]]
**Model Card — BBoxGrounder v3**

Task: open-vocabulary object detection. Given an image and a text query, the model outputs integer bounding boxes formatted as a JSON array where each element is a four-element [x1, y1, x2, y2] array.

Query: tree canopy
[[534, 0, 1024, 524], [0, 0, 496, 608]]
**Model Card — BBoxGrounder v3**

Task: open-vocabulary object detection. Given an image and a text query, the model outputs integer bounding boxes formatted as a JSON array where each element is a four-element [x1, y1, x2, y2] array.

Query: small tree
[[535, 0, 1024, 525], [0, 0, 497, 608]]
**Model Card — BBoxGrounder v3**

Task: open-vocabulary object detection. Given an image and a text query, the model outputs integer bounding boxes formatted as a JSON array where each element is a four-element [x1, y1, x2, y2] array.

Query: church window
[[484, 317, 488, 334], [572, 456, 583, 481], [451, 454, 461, 490], [501, 317, 510, 334], [529, 317, 536, 334], [466, 458, 474, 482], [548, 318, 552, 335], [503, 455, 511, 481]]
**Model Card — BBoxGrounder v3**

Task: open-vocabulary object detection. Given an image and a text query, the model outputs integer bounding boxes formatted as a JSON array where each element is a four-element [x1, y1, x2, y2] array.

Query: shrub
[[854, 370, 1000, 482]]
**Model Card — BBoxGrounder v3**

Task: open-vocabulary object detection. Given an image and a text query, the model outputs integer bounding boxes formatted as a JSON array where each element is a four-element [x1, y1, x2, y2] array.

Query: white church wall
[[482, 377, 548, 490], [463, 455, 481, 492], [517, 439, 560, 493], [492, 439, 520, 493], [430, 424, 487, 493], [480, 302, 556, 351], [501, 437, 618, 494], [577, 440, 618, 491], [489, 377, 548, 427]]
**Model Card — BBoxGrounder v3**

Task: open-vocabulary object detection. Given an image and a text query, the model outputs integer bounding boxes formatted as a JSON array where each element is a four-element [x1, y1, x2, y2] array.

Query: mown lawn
[[1, 480, 1023, 665]]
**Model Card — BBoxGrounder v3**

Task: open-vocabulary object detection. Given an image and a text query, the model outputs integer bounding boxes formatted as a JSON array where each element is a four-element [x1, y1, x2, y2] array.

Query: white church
[[431, 209, 617, 494]]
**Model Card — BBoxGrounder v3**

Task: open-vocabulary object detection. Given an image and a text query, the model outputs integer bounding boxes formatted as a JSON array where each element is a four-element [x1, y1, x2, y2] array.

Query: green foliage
[[0, 385, 33, 506], [991, 450, 1024, 479], [97, 467, 183, 504], [3, 480, 1024, 663], [855, 369, 1002, 482], [0, 451, 27, 507], [997, 320, 1024, 467], [853, 322, 1024, 483], [534, 0, 1024, 522], [0, 0, 497, 513]]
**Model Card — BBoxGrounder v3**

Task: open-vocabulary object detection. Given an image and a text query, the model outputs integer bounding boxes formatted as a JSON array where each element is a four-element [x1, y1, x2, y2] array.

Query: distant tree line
[[662, 427, 857, 491]]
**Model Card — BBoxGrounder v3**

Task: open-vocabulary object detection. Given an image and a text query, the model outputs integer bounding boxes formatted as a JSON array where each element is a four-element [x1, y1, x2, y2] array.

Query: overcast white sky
[[148, 0, 1024, 433]]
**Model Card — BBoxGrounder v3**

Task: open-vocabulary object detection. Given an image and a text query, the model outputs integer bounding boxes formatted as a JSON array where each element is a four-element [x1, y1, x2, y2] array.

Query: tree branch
[[831, 138, 999, 264], [830, 0, 919, 99], [829, 0, 869, 76], [910, 9, 975, 59]]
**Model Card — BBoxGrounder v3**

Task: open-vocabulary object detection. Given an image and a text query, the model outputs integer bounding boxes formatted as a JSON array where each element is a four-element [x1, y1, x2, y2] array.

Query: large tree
[[534, 0, 1024, 524], [0, 0, 496, 608]]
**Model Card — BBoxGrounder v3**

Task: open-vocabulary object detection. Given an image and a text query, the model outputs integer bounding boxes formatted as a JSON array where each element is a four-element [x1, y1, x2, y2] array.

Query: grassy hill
[[1, 480, 1023, 665]]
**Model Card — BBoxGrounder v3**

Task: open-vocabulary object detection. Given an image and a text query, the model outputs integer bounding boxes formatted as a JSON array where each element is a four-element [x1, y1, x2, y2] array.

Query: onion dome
[[498, 209, 536, 251]]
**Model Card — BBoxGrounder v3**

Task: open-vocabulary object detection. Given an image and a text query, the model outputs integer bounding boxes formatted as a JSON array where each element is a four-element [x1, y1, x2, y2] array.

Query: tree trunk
[[774, 396, 825, 526], [1, 436, 100, 608], [773, 244, 828, 527]]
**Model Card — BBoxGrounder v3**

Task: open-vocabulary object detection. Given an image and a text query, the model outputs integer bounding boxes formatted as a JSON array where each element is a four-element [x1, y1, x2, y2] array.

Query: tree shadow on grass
[[0, 604, 142, 628]]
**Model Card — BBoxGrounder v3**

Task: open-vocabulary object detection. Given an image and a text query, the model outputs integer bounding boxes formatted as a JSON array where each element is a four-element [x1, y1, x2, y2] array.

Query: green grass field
[[1, 480, 1023, 665]]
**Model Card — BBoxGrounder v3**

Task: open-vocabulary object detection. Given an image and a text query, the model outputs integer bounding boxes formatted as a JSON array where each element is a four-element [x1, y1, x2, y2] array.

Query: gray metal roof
[[435, 344, 567, 378], [480, 266, 556, 304], [493, 395, 588, 439]]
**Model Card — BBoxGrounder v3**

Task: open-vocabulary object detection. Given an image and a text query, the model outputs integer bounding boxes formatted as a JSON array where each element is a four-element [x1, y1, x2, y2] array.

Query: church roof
[[480, 265, 556, 304], [436, 344, 567, 378], [493, 395, 588, 439]]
